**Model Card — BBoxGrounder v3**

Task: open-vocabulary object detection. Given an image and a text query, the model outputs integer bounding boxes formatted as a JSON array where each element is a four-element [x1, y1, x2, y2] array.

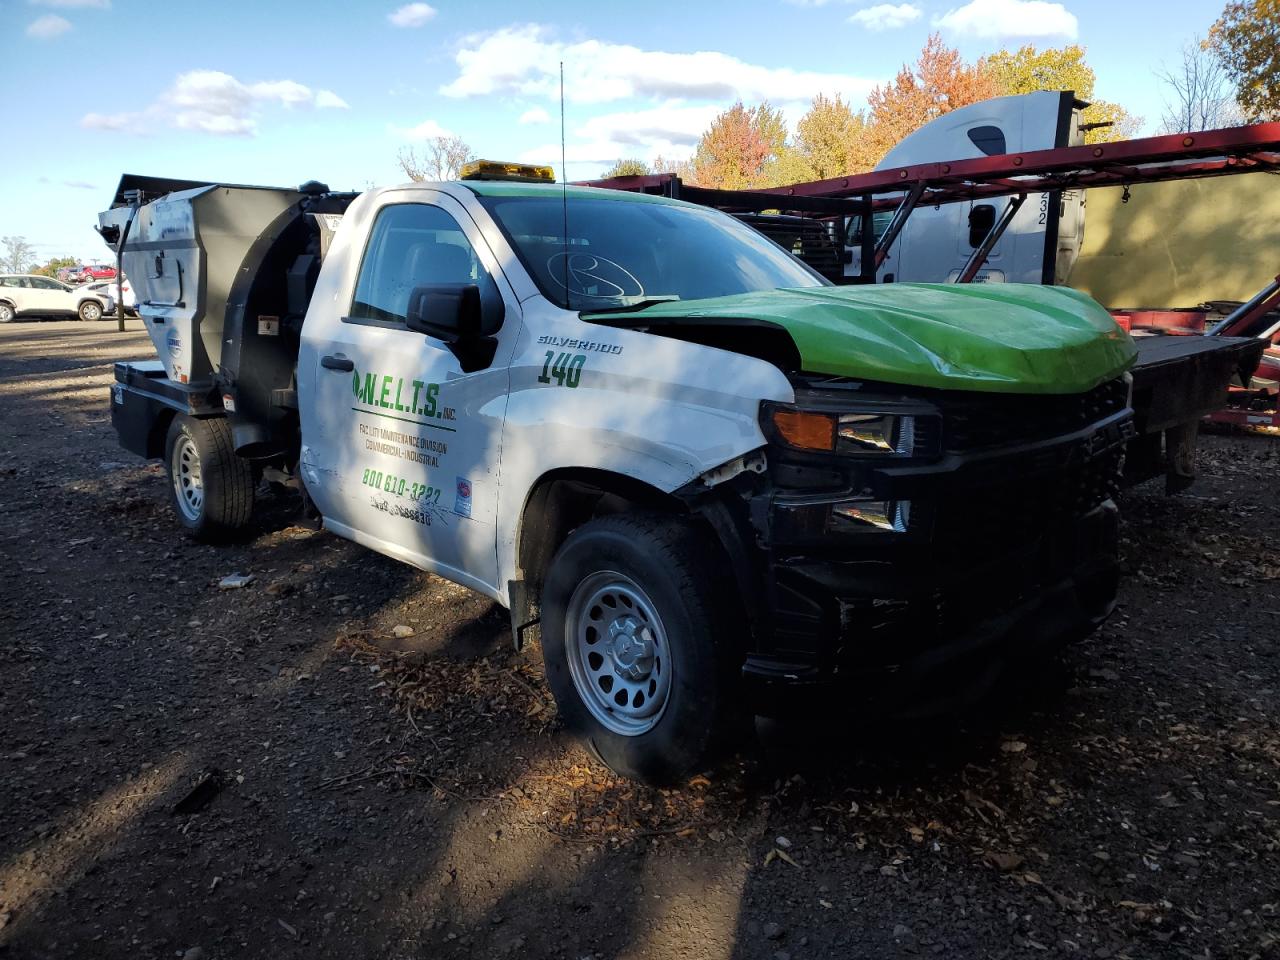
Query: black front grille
[[942, 377, 1128, 452], [931, 444, 1123, 561]]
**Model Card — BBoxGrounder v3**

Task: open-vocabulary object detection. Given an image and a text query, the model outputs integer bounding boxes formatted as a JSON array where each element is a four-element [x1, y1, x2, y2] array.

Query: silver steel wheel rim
[[565, 571, 672, 737], [0, 305, 12, 321], [83, 303, 100, 320], [172, 434, 204, 521]]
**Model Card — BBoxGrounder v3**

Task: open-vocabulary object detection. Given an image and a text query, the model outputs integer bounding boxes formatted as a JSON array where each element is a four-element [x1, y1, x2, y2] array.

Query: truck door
[[302, 193, 518, 598]]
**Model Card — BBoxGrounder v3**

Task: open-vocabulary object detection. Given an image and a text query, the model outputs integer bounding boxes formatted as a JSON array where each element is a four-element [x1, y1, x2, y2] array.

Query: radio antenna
[[560, 60, 570, 310]]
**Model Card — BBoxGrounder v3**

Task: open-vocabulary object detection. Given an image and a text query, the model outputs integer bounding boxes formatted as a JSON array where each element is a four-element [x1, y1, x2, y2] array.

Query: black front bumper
[[731, 381, 1131, 719], [742, 500, 1118, 718]]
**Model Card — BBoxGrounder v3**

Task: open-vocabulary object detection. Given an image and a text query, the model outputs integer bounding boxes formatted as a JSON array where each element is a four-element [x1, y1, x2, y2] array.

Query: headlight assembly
[[764, 401, 937, 458]]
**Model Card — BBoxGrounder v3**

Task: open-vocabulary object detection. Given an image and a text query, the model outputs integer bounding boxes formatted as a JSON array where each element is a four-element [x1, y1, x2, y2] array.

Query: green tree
[[1, 236, 35, 274], [794, 93, 872, 178], [756, 146, 818, 188], [601, 158, 649, 178], [1208, 0, 1280, 121], [982, 44, 1141, 142], [32, 255, 78, 279]]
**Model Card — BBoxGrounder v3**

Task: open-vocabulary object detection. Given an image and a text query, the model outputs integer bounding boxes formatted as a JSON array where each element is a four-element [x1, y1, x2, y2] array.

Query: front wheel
[[78, 300, 103, 322], [164, 415, 255, 542], [0, 302, 15, 323], [540, 514, 743, 784]]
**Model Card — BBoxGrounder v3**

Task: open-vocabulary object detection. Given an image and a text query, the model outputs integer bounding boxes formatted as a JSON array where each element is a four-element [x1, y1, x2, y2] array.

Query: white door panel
[[301, 191, 519, 595]]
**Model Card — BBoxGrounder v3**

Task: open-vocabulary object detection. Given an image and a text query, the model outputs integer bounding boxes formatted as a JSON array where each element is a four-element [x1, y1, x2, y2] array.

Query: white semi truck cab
[[100, 164, 1139, 782]]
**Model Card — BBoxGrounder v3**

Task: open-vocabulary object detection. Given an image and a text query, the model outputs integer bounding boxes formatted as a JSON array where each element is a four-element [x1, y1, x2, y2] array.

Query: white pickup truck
[[100, 164, 1138, 782]]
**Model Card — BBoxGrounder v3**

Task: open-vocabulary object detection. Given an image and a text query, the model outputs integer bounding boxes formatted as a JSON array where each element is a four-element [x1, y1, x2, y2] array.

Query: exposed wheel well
[[146, 407, 179, 459], [510, 468, 686, 647]]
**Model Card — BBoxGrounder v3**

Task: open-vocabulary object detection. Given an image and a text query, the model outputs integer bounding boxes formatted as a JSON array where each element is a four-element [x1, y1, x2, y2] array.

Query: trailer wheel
[[0, 302, 15, 323], [78, 300, 103, 322], [164, 415, 254, 542], [540, 514, 744, 784]]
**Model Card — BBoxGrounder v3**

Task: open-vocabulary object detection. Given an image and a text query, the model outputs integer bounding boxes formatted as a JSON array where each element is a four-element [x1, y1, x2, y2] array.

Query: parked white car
[[0, 274, 113, 322], [87, 277, 135, 314]]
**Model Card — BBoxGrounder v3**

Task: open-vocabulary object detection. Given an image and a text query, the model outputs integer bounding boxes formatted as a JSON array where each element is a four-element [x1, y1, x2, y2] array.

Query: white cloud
[[519, 106, 551, 125], [441, 24, 875, 107], [26, 14, 71, 37], [387, 2, 436, 27], [29, 0, 109, 6], [934, 0, 1078, 39], [315, 89, 350, 109], [849, 3, 922, 29], [516, 103, 722, 168], [81, 111, 139, 132], [390, 118, 454, 141], [578, 104, 722, 150], [80, 70, 351, 136]]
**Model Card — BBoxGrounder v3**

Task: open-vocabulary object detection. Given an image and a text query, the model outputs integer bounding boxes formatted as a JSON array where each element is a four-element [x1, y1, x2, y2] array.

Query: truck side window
[[349, 203, 484, 326], [968, 204, 996, 248], [967, 125, 1006, 156]]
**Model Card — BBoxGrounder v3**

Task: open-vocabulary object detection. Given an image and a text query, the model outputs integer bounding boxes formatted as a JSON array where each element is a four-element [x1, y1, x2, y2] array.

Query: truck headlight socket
[[765, 403, 936, 458]]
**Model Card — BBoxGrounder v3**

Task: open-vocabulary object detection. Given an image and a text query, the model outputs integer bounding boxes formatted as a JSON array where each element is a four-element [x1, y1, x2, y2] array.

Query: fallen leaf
[[984, 850, 1024, 871]]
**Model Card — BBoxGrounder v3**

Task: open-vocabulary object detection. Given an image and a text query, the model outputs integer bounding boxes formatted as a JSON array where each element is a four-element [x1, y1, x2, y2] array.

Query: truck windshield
[[476, 195, 829, 310]]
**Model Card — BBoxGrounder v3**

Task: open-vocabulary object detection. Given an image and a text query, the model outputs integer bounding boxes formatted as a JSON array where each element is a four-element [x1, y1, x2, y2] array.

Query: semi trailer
[[104, 164, 1149, 782]]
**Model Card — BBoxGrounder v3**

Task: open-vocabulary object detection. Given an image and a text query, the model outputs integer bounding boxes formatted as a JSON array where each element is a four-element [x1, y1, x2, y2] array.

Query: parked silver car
[[0, 274, 112, 322]]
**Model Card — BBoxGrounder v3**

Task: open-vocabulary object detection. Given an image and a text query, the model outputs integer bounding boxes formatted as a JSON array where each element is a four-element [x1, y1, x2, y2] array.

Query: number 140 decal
[[538, 351, 587, 388]]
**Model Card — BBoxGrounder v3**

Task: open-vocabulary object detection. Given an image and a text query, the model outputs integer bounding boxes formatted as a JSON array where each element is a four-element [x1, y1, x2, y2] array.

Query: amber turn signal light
[[771, 409, 836, 451]]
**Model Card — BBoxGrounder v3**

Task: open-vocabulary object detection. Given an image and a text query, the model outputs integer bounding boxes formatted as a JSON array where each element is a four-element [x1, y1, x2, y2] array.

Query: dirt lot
[[1, 319, 1278, 960]]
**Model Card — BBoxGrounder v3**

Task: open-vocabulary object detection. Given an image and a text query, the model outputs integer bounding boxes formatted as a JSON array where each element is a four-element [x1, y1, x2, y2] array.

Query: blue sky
[[0, 0, 1228, 263]]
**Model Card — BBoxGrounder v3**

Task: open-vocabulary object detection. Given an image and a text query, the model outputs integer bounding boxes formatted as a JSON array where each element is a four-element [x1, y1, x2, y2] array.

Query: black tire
[[164, 414, 254, 542], [78, 299, 103, 322], [0, 302, 14, 323], [540, 513, 744, 784]]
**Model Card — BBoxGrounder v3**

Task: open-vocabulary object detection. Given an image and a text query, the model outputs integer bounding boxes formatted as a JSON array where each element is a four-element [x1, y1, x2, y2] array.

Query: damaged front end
[[690, 373, 1135, 719]]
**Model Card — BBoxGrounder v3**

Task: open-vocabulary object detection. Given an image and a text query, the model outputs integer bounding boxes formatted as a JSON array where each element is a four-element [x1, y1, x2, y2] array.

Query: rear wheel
[[540, 514, 743, 784], [78, 300, 102, 322], [0, 302, 14, 323], [164, 415, 254, 542]]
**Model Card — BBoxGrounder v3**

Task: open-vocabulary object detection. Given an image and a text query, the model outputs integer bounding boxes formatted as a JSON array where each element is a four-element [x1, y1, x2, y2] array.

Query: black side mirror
[[405, 282, 504, 371]]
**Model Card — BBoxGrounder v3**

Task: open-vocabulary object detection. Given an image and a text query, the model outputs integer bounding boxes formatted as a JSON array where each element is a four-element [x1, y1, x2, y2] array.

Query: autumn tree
[[1208, 0, 1280, 121], [398, 135, 475, 181], [692, 101, 788, 189], [794, 94, 872, 178], [601, 158, 649, 178], [861, 34, 1000, 164], [651, 154, 697, 184], [1157, 36, 1242, 132], [982, 44, 1140, 142]]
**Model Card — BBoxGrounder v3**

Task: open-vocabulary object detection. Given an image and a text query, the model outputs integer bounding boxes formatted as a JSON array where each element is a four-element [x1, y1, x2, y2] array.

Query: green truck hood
[[586, 283, 1136, 395]]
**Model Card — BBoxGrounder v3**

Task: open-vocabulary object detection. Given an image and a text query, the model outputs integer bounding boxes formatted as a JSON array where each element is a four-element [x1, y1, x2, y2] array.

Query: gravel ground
[[1, 319, 1277, 960]]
